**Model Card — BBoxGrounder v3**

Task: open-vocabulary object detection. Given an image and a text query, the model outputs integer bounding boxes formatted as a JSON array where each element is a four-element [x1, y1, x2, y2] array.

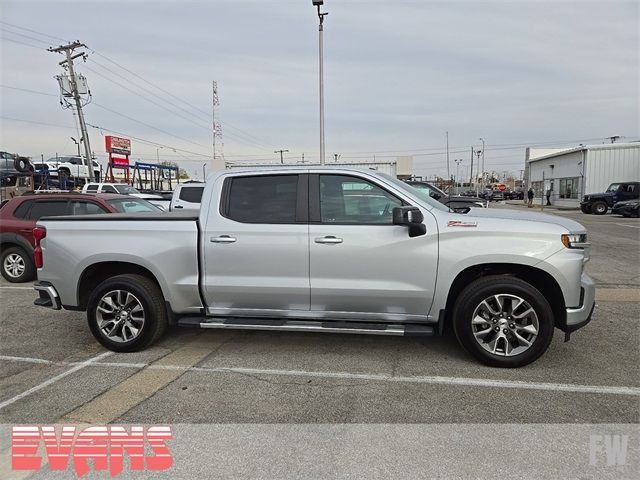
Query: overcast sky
[[1, 0, 638, 178]]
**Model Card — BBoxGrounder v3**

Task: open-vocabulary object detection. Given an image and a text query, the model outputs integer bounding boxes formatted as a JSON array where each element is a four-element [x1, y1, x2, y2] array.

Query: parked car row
[[404, 181, 488, 210], [0, 192, 160, 282], [580, 182, 639, 215]]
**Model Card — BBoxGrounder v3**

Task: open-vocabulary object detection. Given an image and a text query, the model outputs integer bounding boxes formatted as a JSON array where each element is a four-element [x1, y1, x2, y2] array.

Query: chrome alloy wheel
[[96, 290, 145, 343], [3, 253, 25, 279], [471, 294, 539, 356]]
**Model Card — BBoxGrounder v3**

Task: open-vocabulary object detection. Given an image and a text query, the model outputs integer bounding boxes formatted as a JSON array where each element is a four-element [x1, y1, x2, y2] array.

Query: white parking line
[[1, 354, 638, 397], [0, 352, 112, 411], [615, 223, 640, 228], [0, 286, 33, 290]]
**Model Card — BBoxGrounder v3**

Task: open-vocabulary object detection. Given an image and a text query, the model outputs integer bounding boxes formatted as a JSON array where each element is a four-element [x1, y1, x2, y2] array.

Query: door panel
[[203, 174, 310, 314], [309, 174, 438, 320]]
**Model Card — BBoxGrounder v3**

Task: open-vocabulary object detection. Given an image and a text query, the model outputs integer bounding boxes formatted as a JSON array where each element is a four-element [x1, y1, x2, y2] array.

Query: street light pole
[[475, 150, 482, 195], [479, 137, 485, 191], [313, 1, 328, 165], [454, 159, 463, 194]]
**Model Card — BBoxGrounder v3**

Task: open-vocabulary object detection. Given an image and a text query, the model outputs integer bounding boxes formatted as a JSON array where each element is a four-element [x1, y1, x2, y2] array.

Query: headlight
[[561, 233, 589, 249]]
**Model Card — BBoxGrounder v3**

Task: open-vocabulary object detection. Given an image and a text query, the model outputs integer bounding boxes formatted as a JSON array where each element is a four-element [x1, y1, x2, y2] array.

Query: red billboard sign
[[105, 136, 131, 155]]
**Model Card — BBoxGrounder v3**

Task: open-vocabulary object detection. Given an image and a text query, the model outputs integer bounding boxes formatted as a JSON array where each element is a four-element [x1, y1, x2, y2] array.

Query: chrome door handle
[[210, 235, 237, 243], [315, 236, 343, 244]]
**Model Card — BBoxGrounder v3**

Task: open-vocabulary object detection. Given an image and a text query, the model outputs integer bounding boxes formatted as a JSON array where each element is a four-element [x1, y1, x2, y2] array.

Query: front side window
[[225, 175, 298, 224], [320, 175, 402, 224], [28, 201, 70, 220], [102, 185, 118, 194]]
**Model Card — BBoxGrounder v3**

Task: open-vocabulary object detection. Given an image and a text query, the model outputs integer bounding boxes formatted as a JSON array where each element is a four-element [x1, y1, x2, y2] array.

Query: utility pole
[[454, 159, 463, 194], [479, 137, 485, 191], [446, 131, 450, 180], [275, 149, 289, 164], [49, 41, 95, 182], [475, 149, 482, 195], [212, 81, 220, 166], [469, 147, 475, 193]]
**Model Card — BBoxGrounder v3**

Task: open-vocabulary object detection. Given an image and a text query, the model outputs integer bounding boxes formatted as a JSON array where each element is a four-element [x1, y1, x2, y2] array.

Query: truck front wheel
[[87, 274, 167, 352], [452, 276, 554, 368]]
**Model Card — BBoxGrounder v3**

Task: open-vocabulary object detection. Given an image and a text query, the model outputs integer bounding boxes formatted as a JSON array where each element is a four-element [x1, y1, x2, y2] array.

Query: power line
[[89, 50, 277, 148], [0, 36, 45, 50], [0, 20, 68, 42], [92, 102, 211, 149], [1, 115, 75, 129], [0, 85, 58, 96]]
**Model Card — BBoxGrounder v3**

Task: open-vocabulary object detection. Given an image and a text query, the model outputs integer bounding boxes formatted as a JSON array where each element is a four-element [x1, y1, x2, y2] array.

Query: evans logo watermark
[[11, 425, 173, 477]]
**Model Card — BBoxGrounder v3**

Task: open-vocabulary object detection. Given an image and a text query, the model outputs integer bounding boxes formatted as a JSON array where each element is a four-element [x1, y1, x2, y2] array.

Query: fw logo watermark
[[589, 434, 628, 467], [11, 425, 173, 477]]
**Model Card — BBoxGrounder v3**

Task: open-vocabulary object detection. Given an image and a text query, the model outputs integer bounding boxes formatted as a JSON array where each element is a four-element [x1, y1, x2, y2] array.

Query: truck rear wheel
[[452, 275, 554, 368], [591, 201, 608, 215], [87, 274, 167, 352]]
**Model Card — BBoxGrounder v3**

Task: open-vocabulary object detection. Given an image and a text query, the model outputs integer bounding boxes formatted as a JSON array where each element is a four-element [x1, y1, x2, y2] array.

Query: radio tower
[[212, 81, 223, 169]]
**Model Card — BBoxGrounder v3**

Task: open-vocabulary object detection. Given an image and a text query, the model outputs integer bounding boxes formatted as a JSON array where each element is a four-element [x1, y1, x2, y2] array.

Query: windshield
[[114, 185, 142, 195], [377, 173, 450, 212], [606, 183, 620, 192], [107, 198, 160, 213]]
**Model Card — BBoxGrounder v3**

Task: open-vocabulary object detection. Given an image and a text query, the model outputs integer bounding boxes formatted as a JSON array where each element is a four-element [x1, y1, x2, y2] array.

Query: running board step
[[177, 317, 434, 337]]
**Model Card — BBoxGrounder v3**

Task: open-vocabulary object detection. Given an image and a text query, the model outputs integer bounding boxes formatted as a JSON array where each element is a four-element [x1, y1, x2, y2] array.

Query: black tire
[[87, 274, 167, 352], [580, 205, 592, 214], [1, 246, 36, 283], [13, 157, 31, 173], [592, 201, 608, 215], [452, 275, 554, 368]]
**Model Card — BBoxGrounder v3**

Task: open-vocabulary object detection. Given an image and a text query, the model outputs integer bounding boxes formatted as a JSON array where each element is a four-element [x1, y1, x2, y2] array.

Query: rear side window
[[179, 186, 204, 203], [85, 184, 99, 192], [27, 201, 69, 220], [13, 200, 34, 219], [69, 201, 109, 215], [224, 175, 298, 223]]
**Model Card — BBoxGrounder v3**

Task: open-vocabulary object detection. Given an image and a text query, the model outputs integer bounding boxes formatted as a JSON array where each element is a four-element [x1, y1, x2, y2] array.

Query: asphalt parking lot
[[0, 204, 638, 476]]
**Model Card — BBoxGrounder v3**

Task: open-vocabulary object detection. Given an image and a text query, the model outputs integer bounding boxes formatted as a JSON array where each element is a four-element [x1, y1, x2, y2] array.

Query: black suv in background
[[580, 182, 639, 215]]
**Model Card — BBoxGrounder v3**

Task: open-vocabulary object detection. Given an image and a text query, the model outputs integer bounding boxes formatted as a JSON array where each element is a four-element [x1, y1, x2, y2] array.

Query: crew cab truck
[[580, 182, 639, 215], [33, 167, 595, 367]]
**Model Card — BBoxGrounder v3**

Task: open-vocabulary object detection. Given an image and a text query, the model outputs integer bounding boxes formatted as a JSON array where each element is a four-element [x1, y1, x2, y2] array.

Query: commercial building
[[525, 143, 640, 207]]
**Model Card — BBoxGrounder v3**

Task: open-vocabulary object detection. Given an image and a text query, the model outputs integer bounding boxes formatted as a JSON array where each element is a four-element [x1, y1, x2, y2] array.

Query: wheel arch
[[444, 263, 566, 331], [0, 233, 34, 254], [77, 262, 164, 311]]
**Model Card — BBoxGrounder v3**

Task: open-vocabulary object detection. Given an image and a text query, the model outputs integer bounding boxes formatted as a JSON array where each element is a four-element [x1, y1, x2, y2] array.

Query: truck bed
[[36, 212, 202, 313]]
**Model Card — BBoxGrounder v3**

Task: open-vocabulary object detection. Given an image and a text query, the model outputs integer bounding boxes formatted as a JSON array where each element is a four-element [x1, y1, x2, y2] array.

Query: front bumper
[[34, 281, 61, 310], [565, 273, 595, 332]]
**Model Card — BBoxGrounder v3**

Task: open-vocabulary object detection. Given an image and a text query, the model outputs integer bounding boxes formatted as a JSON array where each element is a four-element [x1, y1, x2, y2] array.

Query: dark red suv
[[0, 193, 160, 282]]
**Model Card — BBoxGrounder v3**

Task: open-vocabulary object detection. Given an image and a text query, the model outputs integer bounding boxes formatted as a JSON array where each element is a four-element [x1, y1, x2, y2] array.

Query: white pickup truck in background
[[33, 167, 595, 368]]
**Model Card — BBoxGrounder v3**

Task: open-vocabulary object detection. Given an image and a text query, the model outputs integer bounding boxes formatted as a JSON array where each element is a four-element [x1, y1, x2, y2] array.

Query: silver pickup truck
[[33, 167, 595, 367]]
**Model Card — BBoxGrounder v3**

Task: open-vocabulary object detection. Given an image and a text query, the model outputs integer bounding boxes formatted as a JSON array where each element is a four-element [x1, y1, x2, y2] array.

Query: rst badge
[[447, 220, 478, 227]]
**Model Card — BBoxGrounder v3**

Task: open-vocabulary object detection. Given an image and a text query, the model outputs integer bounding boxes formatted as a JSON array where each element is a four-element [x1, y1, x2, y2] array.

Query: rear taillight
[[33, 227, 46, 268]]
